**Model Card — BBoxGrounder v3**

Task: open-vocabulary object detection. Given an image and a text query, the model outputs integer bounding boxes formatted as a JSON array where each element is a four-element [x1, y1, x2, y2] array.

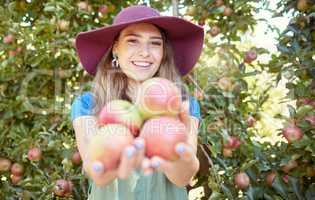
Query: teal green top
[[87, 170, 188, 200], [71, 92, 201, 200]]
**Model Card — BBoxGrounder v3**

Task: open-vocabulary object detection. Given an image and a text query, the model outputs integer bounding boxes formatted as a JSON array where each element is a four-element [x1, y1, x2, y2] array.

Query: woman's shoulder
[[187, 95, 201, 121], [76, 91, 94, 102], [70, 91, 94, 122]]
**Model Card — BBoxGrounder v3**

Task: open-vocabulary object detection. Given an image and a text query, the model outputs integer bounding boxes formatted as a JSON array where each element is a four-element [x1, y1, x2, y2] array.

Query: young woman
[[71, 5, 204, 200]]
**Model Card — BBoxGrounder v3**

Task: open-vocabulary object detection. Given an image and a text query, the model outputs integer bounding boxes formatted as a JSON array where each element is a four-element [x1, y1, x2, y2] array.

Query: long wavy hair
[[91, 25, 188, 116]]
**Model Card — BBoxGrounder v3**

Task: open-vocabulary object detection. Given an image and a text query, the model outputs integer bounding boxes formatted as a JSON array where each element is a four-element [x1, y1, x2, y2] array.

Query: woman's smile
[[131, 60, 153, 69]]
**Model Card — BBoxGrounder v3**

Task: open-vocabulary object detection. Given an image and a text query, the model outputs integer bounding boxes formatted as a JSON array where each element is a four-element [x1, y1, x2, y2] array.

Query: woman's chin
[[124, 71, 154, 82]]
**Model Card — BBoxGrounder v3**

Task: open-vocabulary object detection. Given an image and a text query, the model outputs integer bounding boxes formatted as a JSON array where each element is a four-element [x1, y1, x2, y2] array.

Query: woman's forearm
[[165, 157, 199, 187], [83, 161, 117, 187], [74, 117, 118, 187], [165, 117, 200, 187]]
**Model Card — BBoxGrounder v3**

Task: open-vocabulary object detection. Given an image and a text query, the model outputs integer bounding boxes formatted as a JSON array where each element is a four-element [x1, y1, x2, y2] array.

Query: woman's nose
[[138, 43, 150, 57]]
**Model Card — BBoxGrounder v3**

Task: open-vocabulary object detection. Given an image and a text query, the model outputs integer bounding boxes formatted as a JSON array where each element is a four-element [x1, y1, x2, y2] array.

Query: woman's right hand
[[86, 137, 146, 186]]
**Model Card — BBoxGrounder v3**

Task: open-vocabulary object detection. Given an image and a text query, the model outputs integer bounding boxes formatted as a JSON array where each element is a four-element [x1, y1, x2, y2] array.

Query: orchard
[[0, 0, 315, 200]]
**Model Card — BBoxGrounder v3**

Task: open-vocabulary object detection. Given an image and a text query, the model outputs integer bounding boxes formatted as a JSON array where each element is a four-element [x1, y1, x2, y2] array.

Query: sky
[[252, 1, 290, 54]]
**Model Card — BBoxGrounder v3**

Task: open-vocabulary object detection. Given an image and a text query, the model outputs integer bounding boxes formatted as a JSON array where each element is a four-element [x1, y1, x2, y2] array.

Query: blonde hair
[[91, 26, 187, 116]]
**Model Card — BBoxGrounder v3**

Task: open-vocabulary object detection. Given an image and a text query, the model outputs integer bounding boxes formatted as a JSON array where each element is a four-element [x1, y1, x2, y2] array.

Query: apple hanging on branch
[[282, 124, 303, 143]]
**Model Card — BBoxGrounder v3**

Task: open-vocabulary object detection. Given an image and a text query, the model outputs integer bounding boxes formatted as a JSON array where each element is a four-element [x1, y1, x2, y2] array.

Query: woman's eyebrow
[[123, 32, 162, 40]]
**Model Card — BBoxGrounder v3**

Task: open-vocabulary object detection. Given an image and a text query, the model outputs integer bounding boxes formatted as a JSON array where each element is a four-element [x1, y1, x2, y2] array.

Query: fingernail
[[176, 144, 185, 154], [92, 161, 104, 173], [126, 147, 135, 158], [134, 139, 144, 150], [151, 159, 160, 168]]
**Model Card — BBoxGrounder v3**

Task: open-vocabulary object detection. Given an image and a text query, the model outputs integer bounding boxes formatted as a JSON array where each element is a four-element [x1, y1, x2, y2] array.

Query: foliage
[[188, 0, 315, 199], [1, 0, 315, 199]]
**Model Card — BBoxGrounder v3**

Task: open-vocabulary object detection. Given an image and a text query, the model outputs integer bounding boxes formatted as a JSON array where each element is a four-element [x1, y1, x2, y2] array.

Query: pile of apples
[[87, 77, 189, 173]]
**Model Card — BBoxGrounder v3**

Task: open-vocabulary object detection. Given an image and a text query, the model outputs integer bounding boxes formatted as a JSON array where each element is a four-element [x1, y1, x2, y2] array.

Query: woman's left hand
[[152, 142, 199, 172], [141, 142, 199, 187], [141, 101, 200, 186]]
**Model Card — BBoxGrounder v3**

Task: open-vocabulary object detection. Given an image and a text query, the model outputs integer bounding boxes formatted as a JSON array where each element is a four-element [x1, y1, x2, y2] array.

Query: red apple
[[266, 171, 276, 187], [28, 147, 42, 161], [244, 50, 257, 63], [305, 115, 315, 126], [282, 175, 289, 183], [140, 116, 187, 161], [10, 174, 23, 185], [223, 6, 233, 16], [246, 115, 256, 127], [224, 136, 241, 149], [309, 101, 315, 109], [54, 179, 73, 197], [282, 124, 303, 143], [57, 20, 70, 32], [0, 158, 12, 172], [8, 50, 17, 57], [11, 163, 24, 176], [234, 172, 250, 189], [297, 0, 308, 12], [223, 148, 233, 157], [16, 47, 23, 53], [98, 5, 108, 15], [297, 97, 311, 106], [3, 34, 15, 44], [215, 0, 224, 7], [88, 124, 134, 172], [98, 100, 143, 136], [77, 1, 89, 11], [209, 26, 221, 37], [281, 160, 298, 173], [232, 138, 242, 148], [71, 151, 82, 165], [137, 78, 182, 119]]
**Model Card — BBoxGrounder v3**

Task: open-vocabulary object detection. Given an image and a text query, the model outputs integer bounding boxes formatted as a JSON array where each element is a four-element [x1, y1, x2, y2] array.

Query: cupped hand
[[88, 137, 146, 181], [141, 142, 199, 176]]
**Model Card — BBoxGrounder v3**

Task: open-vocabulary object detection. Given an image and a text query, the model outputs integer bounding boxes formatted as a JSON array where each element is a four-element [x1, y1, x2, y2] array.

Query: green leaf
[[246, 186, 255, 200], [305, 184, 315, 200], [241, 160, 259, 171], [221, 183, 234, 200], [272, 176, 288, 199], [43, 5, 55, 12], [208, 191, 224, 200], [288, 176, 304, 200], [287, 105, 296, 118], [295, 105, 313, 119]]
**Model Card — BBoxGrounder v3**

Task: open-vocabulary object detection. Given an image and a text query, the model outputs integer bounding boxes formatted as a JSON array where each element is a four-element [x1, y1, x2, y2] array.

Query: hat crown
[[113, 5, 160, 25]]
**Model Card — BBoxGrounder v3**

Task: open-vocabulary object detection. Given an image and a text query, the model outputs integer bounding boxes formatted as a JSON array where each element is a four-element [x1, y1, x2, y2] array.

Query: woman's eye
[[127, 39, 137, 44], [152, 41, 162, 46]]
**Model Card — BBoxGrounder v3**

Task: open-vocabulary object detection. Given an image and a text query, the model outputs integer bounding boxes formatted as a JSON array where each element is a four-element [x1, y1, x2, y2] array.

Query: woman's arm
[[73, 116, 118, 186]]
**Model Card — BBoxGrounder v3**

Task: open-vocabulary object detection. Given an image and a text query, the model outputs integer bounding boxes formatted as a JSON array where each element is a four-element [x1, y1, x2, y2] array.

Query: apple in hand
[[136, 78, 182, 120], [98, 100, 143, 136], [140, 116, 187, 161], [88, 124, 134, 172]]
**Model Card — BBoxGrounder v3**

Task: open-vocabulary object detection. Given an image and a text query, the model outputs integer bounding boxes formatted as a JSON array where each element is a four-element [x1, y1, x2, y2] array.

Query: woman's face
[[113, 23, 164, 82]]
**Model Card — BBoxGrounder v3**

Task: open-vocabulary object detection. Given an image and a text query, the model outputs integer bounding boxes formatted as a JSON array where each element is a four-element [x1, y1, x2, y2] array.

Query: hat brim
[[75, 16, 204, 76]]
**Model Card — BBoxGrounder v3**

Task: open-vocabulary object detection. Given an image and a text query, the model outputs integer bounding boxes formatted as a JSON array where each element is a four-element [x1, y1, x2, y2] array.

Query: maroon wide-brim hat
[[75, 5, 204, 76]]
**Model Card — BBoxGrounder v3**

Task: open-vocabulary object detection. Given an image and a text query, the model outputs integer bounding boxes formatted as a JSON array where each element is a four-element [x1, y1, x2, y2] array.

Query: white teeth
[[132, 61, 151, 67]]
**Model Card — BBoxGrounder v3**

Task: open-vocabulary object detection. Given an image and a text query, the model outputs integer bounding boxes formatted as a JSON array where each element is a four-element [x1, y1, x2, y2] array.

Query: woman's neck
[[127, 78, 142, 103]]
